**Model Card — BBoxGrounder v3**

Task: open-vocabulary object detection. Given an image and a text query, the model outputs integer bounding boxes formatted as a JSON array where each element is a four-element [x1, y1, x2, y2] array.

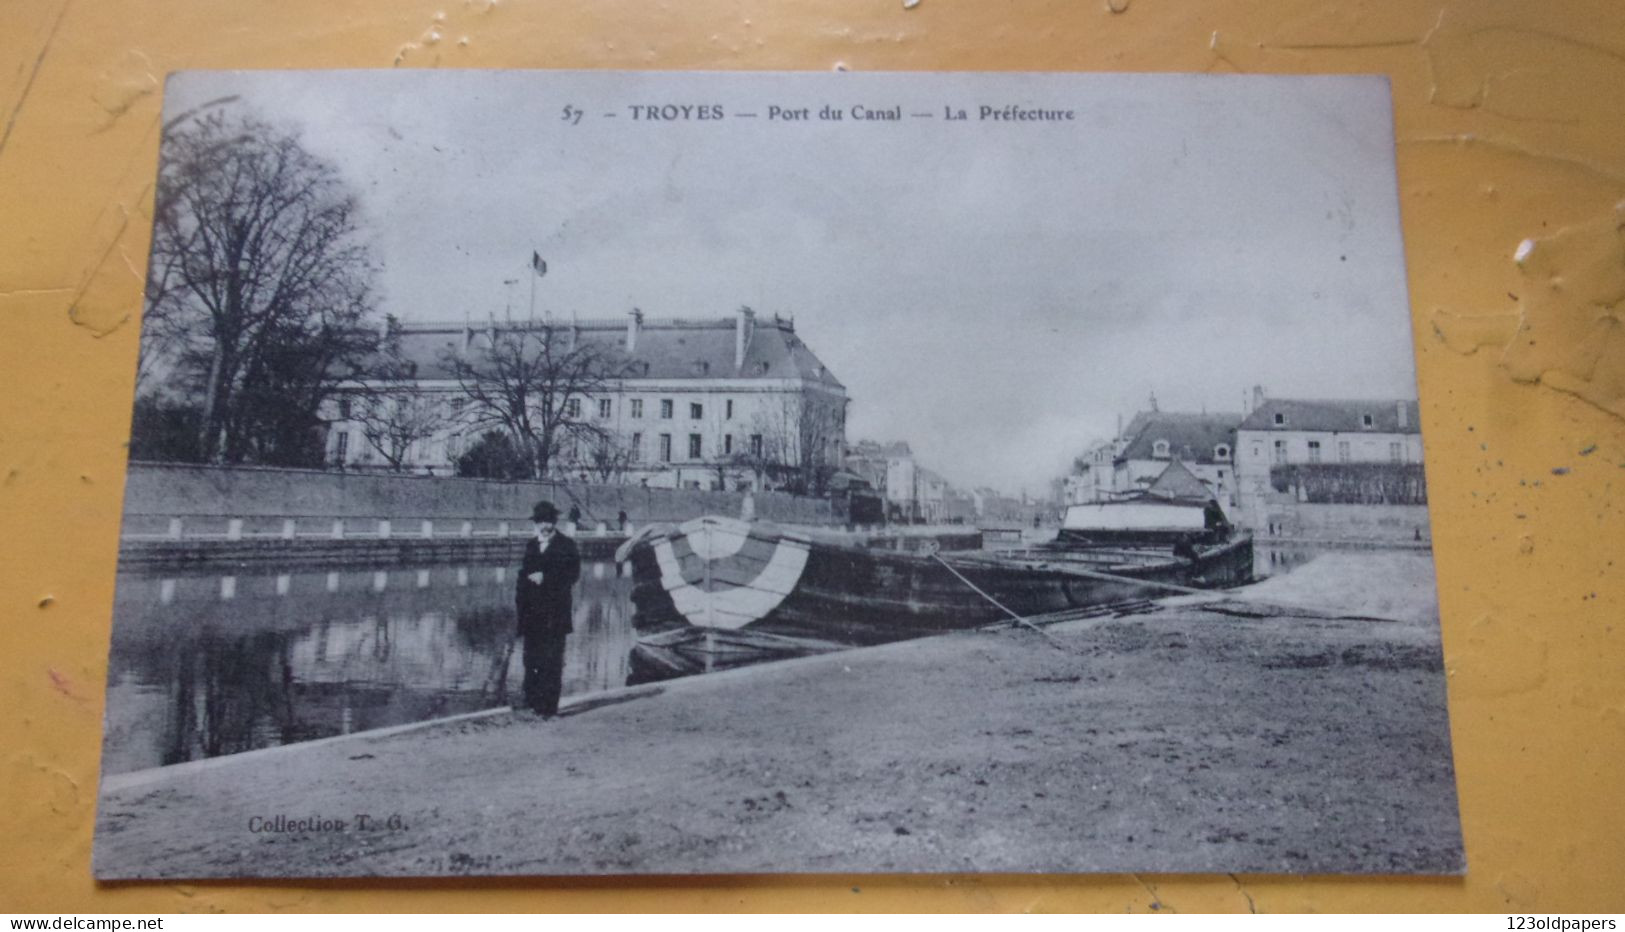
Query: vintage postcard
[[93, 70, 1462, 878]]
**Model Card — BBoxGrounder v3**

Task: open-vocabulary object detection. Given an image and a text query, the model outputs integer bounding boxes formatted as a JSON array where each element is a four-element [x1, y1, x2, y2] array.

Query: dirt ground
[[95, 553, 1462, 878]]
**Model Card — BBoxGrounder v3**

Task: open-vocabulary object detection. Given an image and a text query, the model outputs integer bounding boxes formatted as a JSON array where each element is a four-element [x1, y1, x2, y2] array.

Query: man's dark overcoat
[[515, 532, 581, 637]]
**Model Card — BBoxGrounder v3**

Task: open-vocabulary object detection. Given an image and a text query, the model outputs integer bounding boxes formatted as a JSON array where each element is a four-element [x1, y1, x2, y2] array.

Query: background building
[[1112, 410, 1242, 511], [1065, 437, 1121, 505], [1235, 393, 1427, 539], [1065, 406, 1241, 514], [324, 308, 848, 491]]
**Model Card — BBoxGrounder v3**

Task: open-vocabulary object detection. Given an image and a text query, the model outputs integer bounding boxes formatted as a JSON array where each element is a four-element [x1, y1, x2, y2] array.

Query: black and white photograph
[[93, 70, 1463, 878]]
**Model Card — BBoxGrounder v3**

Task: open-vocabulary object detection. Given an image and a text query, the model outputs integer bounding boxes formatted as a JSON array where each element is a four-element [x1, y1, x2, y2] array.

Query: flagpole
[[529, 264, 537, 321]]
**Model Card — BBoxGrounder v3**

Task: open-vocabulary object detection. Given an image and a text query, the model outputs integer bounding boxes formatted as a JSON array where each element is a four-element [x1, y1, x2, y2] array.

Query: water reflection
[[101, 561, 635, 774], [1253, 544, 1325, 579], [105, 546, 1332, 773]]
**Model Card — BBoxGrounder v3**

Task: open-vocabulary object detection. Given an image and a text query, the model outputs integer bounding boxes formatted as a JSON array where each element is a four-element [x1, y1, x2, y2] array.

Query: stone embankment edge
[[95, 620, 1028, 796]]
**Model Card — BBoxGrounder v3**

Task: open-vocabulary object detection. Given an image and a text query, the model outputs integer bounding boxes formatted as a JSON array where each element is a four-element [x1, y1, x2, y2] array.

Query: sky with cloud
[[162, 70, 1418, 494]]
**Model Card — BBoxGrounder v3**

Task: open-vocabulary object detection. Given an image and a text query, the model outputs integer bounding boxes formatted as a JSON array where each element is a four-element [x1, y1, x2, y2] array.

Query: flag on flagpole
[[531, 251, 547, 277]]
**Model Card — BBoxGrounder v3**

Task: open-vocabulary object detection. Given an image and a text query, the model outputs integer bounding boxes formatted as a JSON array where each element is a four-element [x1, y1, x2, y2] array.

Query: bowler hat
[[531, 501, 560, 523]]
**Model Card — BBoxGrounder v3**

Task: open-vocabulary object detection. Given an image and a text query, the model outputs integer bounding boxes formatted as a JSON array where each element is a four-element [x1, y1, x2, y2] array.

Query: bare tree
[[585, 431, 637, 484], [348, 320, 450, 472], [442, 318, 629, 479], [140, 106, 377, 464], [710, 452, 749, 492], [745, 393, 848, 495], [794, 394, 848, 495], [742, 405, 794, 491]]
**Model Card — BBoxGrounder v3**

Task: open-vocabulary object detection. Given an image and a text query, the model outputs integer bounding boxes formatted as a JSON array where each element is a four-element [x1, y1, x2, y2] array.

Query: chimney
[[735, 306, 756, 371], [1252, 384, 1266, 409], [626, 308, 643, 353], [1397, 400, 1410, 429]]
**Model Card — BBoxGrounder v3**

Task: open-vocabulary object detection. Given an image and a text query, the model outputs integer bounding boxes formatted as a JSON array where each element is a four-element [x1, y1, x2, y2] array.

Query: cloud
[[161, 71, 1416, 493]]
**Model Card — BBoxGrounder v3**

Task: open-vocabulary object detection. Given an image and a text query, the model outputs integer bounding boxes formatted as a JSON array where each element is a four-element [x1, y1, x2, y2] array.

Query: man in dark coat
[[514, 500, 581, 718]]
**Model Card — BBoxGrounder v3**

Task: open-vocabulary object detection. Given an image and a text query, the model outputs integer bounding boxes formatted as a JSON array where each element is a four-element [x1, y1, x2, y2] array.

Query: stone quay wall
[[1254, 501, 1433, 546], [118, 462, 836, 540]]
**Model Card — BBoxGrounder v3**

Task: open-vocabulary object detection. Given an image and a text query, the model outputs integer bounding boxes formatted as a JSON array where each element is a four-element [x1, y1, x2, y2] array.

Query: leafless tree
[[348, 320, 450, 472], [745, 393, 848, 495], [441, 318, 629, 479], [141, 106, 377, 463], [585, 431, 637, 484], [796, 394, 848, 495], [740, 406, 792, 491]]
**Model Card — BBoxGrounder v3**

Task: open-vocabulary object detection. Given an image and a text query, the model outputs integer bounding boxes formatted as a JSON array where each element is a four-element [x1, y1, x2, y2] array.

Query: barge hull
[[627, 517, 1253, 646]]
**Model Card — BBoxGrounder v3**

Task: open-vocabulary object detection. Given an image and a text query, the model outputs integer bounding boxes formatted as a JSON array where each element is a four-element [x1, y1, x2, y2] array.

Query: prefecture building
[[324, 308, 848, 490]]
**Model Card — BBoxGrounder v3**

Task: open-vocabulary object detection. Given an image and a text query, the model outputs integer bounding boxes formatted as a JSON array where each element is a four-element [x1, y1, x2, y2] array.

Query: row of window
[[566, 398, 738, 421], [1270, 412, 1382, 429], [1151, 440, 1230, 460], [340, 395, 746, 424], [333, 428, 769, 466], [629, 432, 765, 462], [338, 397, 471, 420], [1266, 439, 1407, 464]]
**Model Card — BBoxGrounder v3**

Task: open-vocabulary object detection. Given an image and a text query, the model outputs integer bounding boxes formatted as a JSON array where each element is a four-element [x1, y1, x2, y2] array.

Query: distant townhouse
[[1234, 393, 1426, 537], [845, 440, 916, 520], [942, 487, 979, 524], [1111, 410, 1243, 515], [915, 467, 951, 524], [844, 440, 909, 495], [1065, 437, 1120, 505], [971, 487, 1026, 523], [324, 308, 848, 490], [845, 440, 987, 524]]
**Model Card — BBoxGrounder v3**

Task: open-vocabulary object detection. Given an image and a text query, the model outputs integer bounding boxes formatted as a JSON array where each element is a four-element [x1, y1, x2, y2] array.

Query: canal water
[[101, 544, 1331, 775], [100, 560, 635, 775]]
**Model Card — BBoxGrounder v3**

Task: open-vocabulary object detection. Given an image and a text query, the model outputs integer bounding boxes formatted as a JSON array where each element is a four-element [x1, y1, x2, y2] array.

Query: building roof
[[1116, 411, 1241, 465], [1147, 459, 1215, 501], [383, 314, 845, 389], [1239, 398, 1420, 434]]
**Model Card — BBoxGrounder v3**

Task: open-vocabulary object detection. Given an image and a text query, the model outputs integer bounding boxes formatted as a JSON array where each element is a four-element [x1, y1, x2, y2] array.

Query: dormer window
[[1214, 444, 1231, 461], [1362, 413, 1374, 429], [1273, 412, 1286, 426], [1152, 439, 1170, 459]]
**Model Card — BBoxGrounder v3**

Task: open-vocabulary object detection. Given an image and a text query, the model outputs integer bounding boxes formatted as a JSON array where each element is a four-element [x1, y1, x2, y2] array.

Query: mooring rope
[[934, 550, 1410, 643], [928, 552, 1077, 652], [1023, 561, 1409, 624]]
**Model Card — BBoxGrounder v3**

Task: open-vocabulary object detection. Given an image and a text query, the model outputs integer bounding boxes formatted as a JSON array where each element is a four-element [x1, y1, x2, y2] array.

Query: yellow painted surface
[[1, 0, 1622, 913]]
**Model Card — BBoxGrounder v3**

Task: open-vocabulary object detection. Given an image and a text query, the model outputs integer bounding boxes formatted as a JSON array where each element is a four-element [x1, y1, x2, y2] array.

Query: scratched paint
[[2, 0, 1624, 914]]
